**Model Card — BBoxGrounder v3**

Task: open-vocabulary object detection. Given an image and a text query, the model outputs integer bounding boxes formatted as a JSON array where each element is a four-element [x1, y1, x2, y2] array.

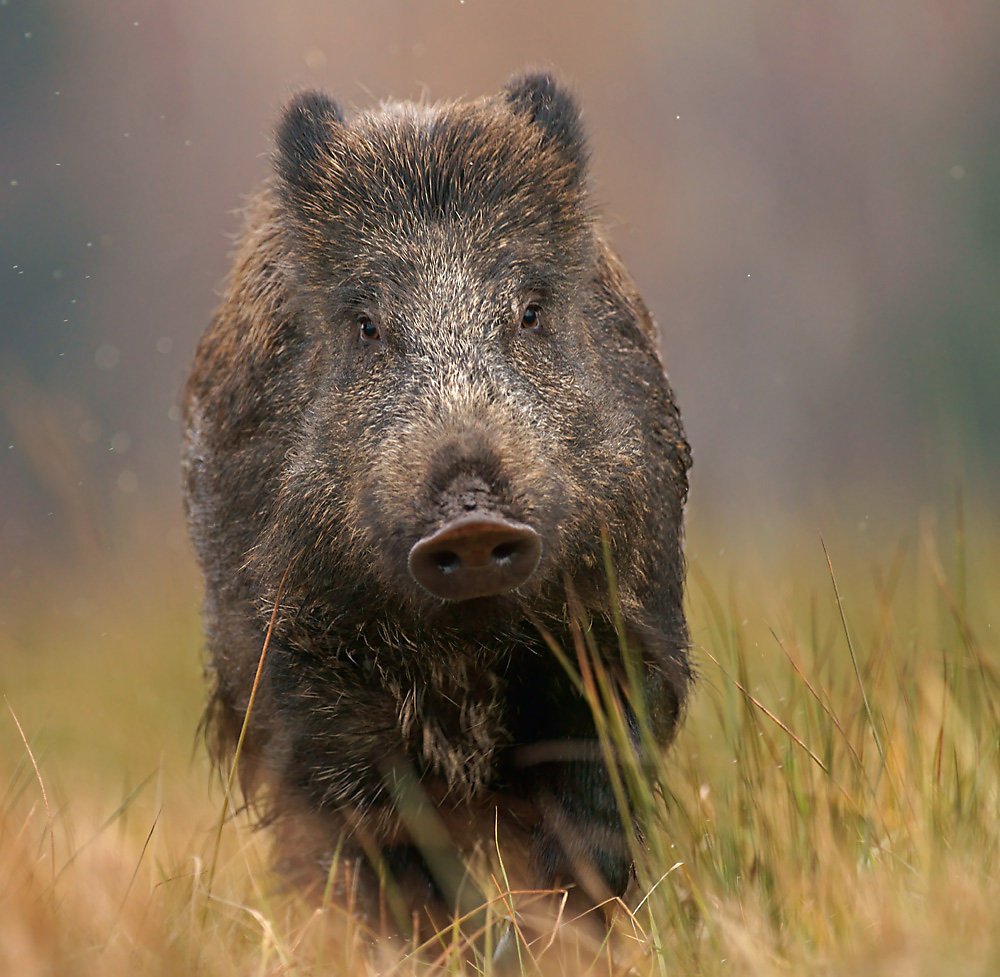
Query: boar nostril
[[409, 515, 542, 601], [491, 541, 519, 564], [434, 551, 461, 574]]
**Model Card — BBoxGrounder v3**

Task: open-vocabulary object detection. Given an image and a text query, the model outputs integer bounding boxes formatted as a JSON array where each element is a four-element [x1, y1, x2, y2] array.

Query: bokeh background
[[2, 0, 998, 570]]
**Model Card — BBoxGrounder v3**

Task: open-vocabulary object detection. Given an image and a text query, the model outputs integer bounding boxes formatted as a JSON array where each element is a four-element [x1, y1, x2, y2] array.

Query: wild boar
[[183, 71, 691, 925]]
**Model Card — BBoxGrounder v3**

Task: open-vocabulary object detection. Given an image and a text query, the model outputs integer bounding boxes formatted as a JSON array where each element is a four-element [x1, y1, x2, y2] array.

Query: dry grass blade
[[701, 647, 859, 811], [921, 516, 1000, 727], [6, 699, 55, 889], [206, 563, 291, 899], [769, 627, 866, 776], [821, 534, 886, 761], [106, 809, 160, 948]]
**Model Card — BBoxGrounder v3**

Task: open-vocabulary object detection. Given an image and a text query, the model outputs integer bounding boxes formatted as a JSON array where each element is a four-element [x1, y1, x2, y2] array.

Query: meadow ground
[[2, 499, 999, 975]]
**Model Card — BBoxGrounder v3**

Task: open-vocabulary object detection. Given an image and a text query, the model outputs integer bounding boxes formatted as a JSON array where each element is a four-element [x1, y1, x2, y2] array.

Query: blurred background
[[2, 0, 998, 571]]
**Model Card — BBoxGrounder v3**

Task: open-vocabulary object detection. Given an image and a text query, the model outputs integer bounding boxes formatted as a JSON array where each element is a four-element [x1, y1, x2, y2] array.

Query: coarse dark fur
[[183, 72, 691, 927]]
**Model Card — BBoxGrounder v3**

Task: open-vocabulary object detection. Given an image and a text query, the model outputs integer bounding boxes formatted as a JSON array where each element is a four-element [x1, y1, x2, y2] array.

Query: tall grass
[[2, 503, 998, 975]]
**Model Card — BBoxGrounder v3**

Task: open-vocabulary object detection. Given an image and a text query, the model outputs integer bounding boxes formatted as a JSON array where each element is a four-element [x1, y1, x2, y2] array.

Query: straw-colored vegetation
[[3, 501, 999, 975]]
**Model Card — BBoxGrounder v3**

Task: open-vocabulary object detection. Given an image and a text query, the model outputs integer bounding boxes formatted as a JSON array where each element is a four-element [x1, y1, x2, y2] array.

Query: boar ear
[[275, 90, 345, 198], [504, 71, 588, 175]]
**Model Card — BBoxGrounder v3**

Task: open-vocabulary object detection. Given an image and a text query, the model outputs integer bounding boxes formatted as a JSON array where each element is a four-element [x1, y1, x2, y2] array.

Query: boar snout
[[409, 515, 541, 601]]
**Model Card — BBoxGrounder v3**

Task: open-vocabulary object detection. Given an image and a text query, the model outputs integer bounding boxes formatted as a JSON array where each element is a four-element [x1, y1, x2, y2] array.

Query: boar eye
[[520, 304, 542, 331], [359, 317, 380, 342]]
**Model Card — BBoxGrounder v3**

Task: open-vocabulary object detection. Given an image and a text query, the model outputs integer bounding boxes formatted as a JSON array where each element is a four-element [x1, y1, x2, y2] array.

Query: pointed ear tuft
[[275, 90, 344, 196], [504, 71, 587, 175]]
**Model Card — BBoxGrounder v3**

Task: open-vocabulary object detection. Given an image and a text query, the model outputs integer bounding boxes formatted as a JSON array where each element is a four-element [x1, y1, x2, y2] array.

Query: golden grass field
[[2, 499, 999, 975]]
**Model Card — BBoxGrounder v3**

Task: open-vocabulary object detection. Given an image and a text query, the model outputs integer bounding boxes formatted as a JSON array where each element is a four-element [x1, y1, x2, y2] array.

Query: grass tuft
[[2, 504, 999, 974]]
